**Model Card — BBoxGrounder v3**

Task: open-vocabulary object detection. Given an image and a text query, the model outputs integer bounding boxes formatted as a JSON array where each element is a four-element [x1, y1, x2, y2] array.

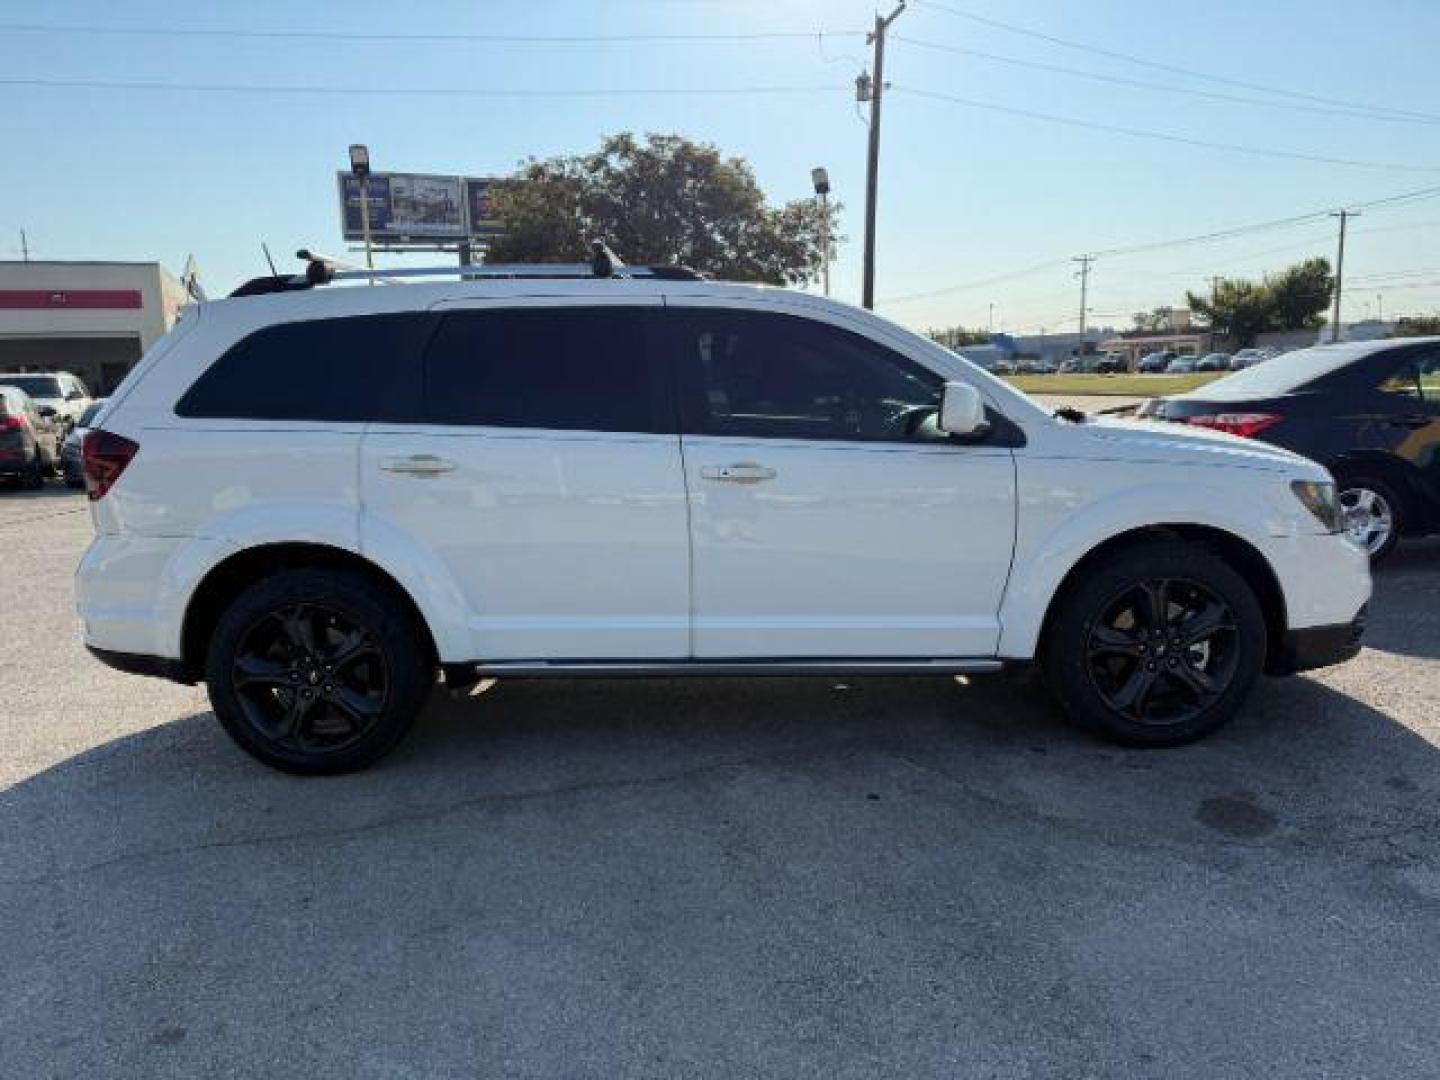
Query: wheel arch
[[179, 542, 440, 682], [1031, 524, 1289, 674]]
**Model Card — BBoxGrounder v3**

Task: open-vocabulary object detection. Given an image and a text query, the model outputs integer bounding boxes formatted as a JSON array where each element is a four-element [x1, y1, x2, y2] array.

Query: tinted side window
[[1377, 351, 1440, 403], [670, 309, 943, 441], [423, 307, 664, 432], [176, 314, 427, 422]]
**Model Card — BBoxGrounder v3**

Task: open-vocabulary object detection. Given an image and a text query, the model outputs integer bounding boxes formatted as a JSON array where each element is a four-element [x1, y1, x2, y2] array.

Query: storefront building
[[0, 261, 190, 395]]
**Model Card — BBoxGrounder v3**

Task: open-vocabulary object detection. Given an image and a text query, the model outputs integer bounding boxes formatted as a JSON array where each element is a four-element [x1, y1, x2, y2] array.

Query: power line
[[894, 86, 1440, 175], [910, 0, 1440, 125], [0, 75, 846, 99], [891, 35, 1440, 127], [878, 184, 1440, 305], [0, 22, 864, 44], [877, 258, 1075, 305]]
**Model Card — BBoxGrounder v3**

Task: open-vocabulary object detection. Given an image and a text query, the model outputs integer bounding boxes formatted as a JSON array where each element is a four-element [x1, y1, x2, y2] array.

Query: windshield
[[1185, 342, 1377, 399], [0, 375, 63, 399]]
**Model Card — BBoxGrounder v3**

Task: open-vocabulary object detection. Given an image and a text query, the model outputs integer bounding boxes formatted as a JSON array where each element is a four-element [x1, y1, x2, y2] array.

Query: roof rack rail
[[227, 240, 704, 298]]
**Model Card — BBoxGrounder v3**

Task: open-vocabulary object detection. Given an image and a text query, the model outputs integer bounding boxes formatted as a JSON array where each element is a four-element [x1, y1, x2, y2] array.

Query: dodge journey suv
[[76, 261, 1370, 773]]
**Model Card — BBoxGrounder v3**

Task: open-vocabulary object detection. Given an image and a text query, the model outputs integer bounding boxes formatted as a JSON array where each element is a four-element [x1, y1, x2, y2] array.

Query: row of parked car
[[1136, 347, 1279, 374], [999, 347, 1282, 376], [0, 371, 103, 489]]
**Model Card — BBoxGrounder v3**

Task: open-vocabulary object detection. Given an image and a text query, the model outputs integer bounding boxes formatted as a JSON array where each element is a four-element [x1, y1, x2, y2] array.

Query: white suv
[[76, 266, 1370, 773]]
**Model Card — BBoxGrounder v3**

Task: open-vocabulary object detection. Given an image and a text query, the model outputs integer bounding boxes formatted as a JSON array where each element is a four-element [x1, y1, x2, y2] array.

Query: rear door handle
[[380, 454, 456, 476], [700, 462, 777, 484]]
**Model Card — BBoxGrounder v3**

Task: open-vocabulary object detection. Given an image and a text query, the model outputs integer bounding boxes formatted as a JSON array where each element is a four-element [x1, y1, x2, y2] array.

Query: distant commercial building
[[0, 261, 191, 394]]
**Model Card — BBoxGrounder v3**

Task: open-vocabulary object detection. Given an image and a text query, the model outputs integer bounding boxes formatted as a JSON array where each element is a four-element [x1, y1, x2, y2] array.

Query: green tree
[[1186, 258, 1334, 345], [485, 132, 837, 285], [1187, 279, 1274, 345], [1266, 257, 1334, 331], [1391, 315, 1440, 337]]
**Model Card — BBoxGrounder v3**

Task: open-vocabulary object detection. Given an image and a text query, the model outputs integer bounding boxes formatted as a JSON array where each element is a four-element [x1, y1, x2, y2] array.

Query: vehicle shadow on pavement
[[1365, 538, 1440, 661], [3, 663, 1439, 1076]]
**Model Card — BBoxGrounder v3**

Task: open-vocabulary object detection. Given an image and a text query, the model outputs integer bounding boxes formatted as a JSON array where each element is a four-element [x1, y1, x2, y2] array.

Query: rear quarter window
[[175, 313, 428, 422]]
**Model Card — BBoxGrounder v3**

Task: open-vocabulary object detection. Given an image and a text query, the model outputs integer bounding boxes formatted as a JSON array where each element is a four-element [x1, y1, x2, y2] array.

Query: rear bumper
[[1268, 604, 1367, 675], [86, 645, 194, 684]]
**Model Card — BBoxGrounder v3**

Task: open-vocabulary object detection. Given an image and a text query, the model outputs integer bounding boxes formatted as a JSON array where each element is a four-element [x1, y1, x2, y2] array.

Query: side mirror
[[939, 381, 988, 437]]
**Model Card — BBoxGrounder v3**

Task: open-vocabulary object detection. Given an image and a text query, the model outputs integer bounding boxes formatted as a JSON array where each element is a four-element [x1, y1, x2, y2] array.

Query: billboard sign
[[465, 178, 504, 238], [338, 172, 503, 244]]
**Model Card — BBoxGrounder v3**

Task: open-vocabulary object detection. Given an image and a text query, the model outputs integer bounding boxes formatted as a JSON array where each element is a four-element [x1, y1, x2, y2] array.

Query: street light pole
[[811, 166, 831, 298], [349, 144, 374, 278], [860, 2, 905, 310]]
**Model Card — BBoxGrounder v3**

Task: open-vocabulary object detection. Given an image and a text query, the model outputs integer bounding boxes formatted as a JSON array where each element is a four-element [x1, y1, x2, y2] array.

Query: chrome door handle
[[380, 454, 456, 476], [700, 462, 777, 484]]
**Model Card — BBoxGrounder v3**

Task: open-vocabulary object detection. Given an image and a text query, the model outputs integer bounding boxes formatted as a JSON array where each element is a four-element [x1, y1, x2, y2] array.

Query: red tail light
[[1184, 412, 1282, 439], [81, 430, 139, 501], [0, 415, 24, 431]]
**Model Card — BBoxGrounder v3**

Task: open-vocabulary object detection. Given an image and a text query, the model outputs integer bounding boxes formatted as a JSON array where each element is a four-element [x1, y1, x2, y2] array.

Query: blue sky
[[5, 0, 1440, 333]]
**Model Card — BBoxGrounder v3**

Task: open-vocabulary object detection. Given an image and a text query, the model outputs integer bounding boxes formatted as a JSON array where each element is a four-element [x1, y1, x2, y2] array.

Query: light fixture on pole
[[349, 143, 374, 274], [811, 166, 831, 298]]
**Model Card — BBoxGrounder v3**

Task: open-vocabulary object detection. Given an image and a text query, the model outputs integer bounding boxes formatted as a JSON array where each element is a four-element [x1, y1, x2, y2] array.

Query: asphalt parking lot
[[2, 488, 1439, 1078]]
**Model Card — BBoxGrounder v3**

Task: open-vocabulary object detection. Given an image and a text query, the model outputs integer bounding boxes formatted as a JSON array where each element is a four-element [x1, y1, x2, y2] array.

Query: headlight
[[1291, 480, 1342, 533]]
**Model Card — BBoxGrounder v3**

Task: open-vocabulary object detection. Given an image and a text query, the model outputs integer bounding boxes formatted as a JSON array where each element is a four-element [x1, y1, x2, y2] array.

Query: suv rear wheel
[[1042, 540, 1267, 747], [204, 568, 432, 774]]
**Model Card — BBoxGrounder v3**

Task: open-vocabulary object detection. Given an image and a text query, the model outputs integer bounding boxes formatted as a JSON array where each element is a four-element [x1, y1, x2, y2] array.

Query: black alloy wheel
[[206, 568, 431, 774], [230, 601, 390, 755], [1043, 539, 1266, 747], [1084, 577, 1240, 727]]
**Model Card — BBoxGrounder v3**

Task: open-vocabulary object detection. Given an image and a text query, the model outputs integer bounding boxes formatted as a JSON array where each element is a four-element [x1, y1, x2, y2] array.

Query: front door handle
[[380, 454, 456, 476], [700, 462, 777, 484]]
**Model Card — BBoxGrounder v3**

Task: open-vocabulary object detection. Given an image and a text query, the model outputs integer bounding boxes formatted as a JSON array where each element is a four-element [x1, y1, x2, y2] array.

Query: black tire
[[205, 568, 432, 774], [1334, 473, 1403, 562], [1041, 539, 1267, 748], [23, 457, 45, 490]]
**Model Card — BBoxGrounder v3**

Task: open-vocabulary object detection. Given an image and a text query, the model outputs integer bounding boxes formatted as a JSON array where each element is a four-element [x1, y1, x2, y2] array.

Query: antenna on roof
[[261, 242, 279, 278]]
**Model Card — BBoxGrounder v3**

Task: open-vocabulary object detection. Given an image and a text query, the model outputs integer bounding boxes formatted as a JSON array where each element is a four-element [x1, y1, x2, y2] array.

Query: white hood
[[1075, 415, 1325, 478]]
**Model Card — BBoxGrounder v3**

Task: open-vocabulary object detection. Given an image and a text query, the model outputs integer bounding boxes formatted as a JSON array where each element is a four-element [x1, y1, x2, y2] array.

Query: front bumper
[[1268, 604, 1367, 675]]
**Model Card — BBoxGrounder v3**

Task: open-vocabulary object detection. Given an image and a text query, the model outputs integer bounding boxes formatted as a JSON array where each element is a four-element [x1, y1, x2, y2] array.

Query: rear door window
[[422, 307, 667, 432], [176, 313, 428, 422]]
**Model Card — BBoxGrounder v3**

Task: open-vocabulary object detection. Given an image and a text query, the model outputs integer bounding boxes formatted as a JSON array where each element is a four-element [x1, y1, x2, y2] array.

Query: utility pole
[[860, 2, 905, 310], [1074, 254, 1095, 352], [1330, 209, 1359, 343], [19, 229, 29, 262]]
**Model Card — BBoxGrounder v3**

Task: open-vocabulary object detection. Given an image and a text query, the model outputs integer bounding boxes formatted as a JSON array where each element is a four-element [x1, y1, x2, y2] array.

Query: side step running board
[[444, 658, 1004, 686]]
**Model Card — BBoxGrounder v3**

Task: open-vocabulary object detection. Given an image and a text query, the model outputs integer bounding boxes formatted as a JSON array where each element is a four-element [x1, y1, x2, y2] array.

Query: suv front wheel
[[205, 568, 433, 774], [1042, 540, 1267, 747]]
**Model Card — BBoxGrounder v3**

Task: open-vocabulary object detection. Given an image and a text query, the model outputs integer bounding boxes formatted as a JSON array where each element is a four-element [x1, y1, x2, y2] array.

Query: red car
[[0, 386, 62, 489]]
